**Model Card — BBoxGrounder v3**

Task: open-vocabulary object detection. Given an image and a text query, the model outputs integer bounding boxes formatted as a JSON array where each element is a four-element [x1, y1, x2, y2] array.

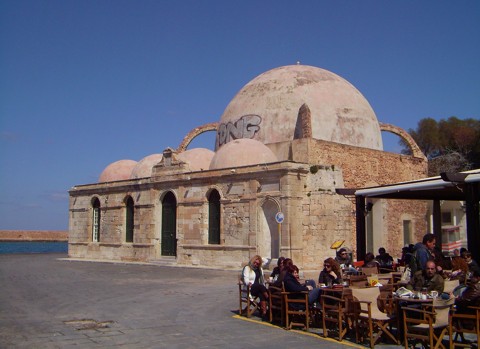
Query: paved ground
[[0, 254, 405, 348]]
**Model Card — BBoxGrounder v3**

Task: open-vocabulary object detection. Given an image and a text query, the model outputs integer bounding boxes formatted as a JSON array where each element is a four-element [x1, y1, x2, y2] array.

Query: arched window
[[208, 190, 221, 244], [125, 196, 134, 243], [92, 198, 101, 242]]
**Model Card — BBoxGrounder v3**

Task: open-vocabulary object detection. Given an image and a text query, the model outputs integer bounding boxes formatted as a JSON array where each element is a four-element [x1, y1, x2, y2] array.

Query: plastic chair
[[402, 297, 454, 349], [352, 287, 398, 348]]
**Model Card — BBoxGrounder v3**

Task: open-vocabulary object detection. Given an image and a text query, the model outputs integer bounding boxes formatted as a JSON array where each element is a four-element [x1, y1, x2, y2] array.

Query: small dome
[[209, 138, 278, 170], [177, 148, 214, 171], [216, 65, 382, 151], [98, 160, 137, 182], [131, 154, 163, 178]]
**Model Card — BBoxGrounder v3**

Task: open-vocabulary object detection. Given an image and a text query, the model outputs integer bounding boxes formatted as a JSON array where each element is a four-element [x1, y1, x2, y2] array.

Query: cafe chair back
[[401, 297, 454, 349], [444, 279, 460, 294], [268, 284, 284, 325], [352, 287, 398, 348], [321, 293, 348, 341], [282, 287, 311, 330], [449, 305, 480, 348], [238, 280, 259, 318]]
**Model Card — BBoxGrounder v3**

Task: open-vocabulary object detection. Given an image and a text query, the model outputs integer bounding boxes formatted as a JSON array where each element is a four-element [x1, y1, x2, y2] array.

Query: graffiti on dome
[[216, 114, 262, 149]]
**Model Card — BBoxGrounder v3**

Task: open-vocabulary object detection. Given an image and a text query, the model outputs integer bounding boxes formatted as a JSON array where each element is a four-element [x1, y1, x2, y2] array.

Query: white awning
[[355, 178, 455, 197]]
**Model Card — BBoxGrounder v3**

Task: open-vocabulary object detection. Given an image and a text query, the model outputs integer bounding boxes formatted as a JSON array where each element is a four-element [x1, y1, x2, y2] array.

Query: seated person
[[270, 256, 285, 282], [455, 270, 480, 314], [242, 255, 269, 317], [335, 248, 358, 275], [284, 264, 321, 306], [318, 257, 342, 286], [448, 256, 469, 283], [273, 257, 292, 287], [375, 247, 394, 269], [406, 260, 444, 293], [364, 252, 380, 269], [463, 251, 480, 280]]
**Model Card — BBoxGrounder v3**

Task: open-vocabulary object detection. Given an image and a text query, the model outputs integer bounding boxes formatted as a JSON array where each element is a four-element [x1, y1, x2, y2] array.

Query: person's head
[[422, 234, 436, 250], [283, 258, 293, 269], [338, 248, 348, 259], [249, 255, 262, 269], [463, 251, 473, 263], [425, 260, 436, 278], [287, 264, 300, 279], [277, 256, 286, 268], [453, 249, 460, 257], [460, 247, 467, 255], [324, 257, 341, 275], [378, 247, 386, 255], [364, 252, 375, 263]]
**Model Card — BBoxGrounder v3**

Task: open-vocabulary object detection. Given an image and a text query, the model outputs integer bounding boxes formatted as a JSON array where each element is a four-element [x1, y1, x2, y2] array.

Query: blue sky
[[0, 1, 479, 231]]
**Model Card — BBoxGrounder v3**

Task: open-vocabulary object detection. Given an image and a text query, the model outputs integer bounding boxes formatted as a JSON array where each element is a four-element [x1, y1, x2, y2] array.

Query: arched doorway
[[161, 192, 177, 256], [258, 199, 280, 259], [208, 190, 221, 244]]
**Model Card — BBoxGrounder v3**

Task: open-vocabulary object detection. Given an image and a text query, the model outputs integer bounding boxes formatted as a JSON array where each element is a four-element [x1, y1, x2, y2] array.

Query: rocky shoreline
[[0, 230, 68, 242]]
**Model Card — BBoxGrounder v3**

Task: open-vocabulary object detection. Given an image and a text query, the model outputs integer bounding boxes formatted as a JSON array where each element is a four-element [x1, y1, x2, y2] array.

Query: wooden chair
[[321, 293, 348, 341], [282, 288, 311, 330], [360, 266, 379, 276], [268, 284, 284, 325], [349, 274, 368, 288], [444, 279, 460, 294], [402, 297, 454, 349], [352, 287, 398, 348], [238, 281, 259, 318], [449, 305, 480, 348], [377, 272, 394, 285]]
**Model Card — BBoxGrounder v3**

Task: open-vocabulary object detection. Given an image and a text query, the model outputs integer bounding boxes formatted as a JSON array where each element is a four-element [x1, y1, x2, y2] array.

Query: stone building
[[68, 64, 428, 271]]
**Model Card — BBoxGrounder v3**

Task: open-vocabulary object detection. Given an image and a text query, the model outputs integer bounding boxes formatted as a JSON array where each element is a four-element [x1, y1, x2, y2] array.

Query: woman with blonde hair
[[241, 255, 269, 318]]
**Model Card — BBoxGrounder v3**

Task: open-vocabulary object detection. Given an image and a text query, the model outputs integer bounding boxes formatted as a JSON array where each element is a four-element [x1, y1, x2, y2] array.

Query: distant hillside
[[0, 230, 68, 241]]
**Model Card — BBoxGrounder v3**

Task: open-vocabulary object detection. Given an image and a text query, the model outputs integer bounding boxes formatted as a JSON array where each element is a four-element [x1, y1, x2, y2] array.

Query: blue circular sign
[[275, 212, 284, 224]]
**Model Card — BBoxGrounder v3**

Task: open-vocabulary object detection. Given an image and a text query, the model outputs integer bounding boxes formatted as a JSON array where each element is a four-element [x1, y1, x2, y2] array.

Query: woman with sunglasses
[[242, 255, 269, 318], [318, 257, 342, 286]]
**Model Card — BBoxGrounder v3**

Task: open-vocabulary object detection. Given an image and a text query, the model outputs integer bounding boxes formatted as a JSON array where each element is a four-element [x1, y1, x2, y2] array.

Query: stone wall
[[68, 138, 428, 270], [0, 230, 68, 241]]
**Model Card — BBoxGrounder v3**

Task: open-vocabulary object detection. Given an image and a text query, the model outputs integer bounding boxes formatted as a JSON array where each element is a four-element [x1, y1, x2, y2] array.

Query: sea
[[0, 241, 68, 254]]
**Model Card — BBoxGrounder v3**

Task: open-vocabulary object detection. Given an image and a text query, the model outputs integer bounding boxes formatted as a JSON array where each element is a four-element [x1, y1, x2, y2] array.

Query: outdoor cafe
[[238, 170, 480, 348]]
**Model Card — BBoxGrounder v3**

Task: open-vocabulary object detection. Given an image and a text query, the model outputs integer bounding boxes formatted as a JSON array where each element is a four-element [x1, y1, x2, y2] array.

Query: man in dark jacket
[[412, 233, 436, 273], [407, 260, 444, 293], [455, 270, 480, 314]]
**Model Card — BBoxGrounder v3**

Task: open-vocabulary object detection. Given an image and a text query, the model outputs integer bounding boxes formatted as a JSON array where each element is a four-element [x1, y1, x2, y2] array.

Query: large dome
[[130, 154, 163, 179], [177, 148, 214, 172], [98, 159, 137, 183], [209, 138, 278, 170], [216, 65, 382, 150]]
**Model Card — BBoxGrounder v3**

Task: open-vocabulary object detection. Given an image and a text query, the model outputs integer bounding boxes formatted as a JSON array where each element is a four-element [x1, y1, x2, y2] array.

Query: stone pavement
[[0, 254, 404, 348]]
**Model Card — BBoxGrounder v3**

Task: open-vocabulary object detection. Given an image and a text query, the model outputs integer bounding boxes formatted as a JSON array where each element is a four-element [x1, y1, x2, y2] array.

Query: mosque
[[68, 64, 428, 271]]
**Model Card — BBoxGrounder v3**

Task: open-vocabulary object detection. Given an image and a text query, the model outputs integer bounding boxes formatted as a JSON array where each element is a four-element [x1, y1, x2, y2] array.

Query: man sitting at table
[[406, 260, 444, 293]]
